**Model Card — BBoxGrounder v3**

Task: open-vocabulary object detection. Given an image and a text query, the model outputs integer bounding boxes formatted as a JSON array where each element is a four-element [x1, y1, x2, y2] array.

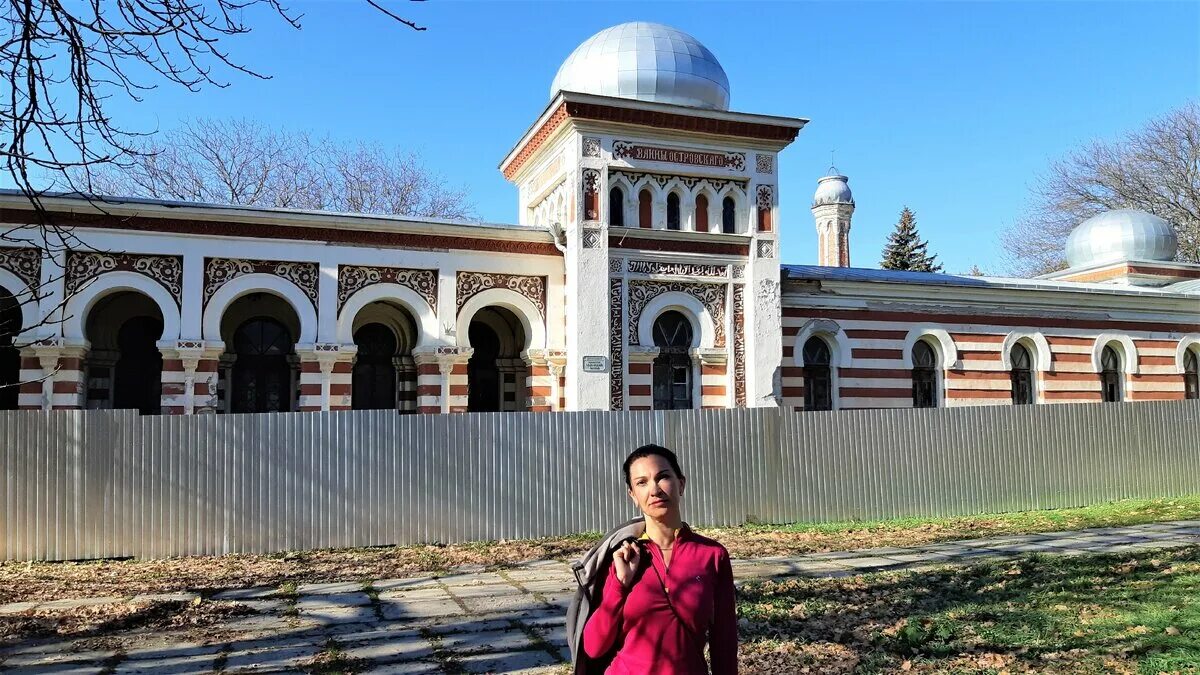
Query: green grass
[[739, 495, 1200, 536], [736, 545, 1200, 674]]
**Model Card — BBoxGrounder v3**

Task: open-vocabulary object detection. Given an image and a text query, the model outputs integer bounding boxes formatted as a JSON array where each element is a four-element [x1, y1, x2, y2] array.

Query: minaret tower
[[811, 167, 855, 267]]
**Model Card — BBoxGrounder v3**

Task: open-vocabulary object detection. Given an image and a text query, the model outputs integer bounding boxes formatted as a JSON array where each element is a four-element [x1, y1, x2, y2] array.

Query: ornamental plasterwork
[[756, 184, 774, 209], [582, 137, 602, 158], [582, 228, 602, 249], [337, 265, 438, 313], [627, 260, 727, 278], [456, 272, 546, 318], [755, 154, 775, 174], [204, 258, 319, 309], [610, 169, 746, 196], [756, 240, 776, 259], [733, 286, 746, 407], [627, 280, 727, 348], [609, 258, 624, 275], [609, 278, 624, 411], [65, 251, 183, 305], [0, 246, 42, 292], [732, 264, 745, 280]]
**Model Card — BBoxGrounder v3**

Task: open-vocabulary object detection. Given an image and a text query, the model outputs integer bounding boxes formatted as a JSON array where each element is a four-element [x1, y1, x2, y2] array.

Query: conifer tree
[[880, 207, 943, 272]]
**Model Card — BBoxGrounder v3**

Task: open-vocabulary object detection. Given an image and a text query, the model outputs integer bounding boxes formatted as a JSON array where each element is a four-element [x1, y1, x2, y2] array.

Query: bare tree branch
[[1001, 101, 1200, 276]]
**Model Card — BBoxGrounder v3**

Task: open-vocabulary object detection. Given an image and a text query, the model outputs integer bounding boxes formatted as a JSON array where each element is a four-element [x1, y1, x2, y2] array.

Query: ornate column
[[440, 347, 472, 413], [413, 348, 442, 414], [523, 348, 567, 411], [22, 338, 86, 411], [295, 343, 356, 412], [159, 340, 224, 414], [694, 348, 730, 409]]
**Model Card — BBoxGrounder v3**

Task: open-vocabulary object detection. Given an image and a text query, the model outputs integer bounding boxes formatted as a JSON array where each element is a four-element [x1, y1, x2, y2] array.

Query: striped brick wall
[[626, 357, 654, 410], [297, 348, 355, 412], [700, 361, 728, 408], [17, 354, 44, 410], [414, 353, 442, 414], [447, 361, 469, 413], [782, 308, 1198, 410], [526, 362, 556, 412]]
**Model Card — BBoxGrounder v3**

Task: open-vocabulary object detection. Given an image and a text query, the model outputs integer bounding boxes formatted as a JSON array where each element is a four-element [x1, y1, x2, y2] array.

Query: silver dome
[[812, 168, 853, 207], [550, 22, 730, 111], [1064, 209, 1178, 268]]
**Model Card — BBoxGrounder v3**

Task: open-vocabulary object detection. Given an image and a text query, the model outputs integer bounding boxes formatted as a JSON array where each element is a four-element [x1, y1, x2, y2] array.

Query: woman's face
[[627, 454, 685, 519]]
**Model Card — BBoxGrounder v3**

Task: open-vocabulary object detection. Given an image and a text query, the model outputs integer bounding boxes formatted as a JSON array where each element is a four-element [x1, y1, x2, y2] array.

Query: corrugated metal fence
[[3, 400, 1199, 561]]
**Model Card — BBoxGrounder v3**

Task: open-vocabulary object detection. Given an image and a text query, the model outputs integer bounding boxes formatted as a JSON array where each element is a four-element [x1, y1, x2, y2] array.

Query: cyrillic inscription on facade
[[612, 141, 745, 171]]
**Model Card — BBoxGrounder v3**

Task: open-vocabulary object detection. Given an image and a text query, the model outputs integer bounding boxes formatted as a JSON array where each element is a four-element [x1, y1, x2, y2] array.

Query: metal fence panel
[[2, 400, 1199, 561]]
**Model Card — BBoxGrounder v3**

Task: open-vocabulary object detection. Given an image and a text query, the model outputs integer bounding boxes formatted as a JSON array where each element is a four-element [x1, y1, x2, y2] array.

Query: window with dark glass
[[694, 194, 709, 232], [1100, 345, 1122, 402], [638, 190, 652, 228], [652, 311, 693, 410], [722, 196, 736, 234], [0, 290, 20, 410], [912, 341, 938, 408], [1184, 349, 1198, 400], [231, 318, 293, 413], [802, 337, 833, 411], [609, 187, 624, 227], [667, 193, 681, 230], [1010, 342, 1034, 405], [352, 323, 397, 410]]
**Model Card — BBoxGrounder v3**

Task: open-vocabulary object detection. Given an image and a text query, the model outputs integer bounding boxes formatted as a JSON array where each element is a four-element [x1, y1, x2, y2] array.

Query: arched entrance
[[0, 288, 20, 410], [84, 291, 164, 414], [467, 307, 527, 412], [220, 293, 300, 413], [652, 311, 694, 410], [351, 301, 419, 411]]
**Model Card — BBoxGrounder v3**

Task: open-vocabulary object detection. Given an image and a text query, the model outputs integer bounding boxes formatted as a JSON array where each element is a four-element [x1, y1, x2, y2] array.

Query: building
[[0, 22, 1197, 415]]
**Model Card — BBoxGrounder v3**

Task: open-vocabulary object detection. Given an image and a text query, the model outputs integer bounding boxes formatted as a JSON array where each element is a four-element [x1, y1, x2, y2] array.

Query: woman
[[582, 444, 738, 674]]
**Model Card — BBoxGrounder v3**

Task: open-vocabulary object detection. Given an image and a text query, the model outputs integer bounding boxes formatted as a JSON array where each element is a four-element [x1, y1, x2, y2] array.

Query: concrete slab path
[[2, 520, 1198, 674]]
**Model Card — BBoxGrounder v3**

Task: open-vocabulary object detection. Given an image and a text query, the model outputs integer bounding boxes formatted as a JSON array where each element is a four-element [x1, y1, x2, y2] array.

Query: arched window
[[1185, 349, 1199, 400], [694, 194, 709, 232], [609, 186, 625, 227], [1100, 345, 1122, 403], [666, 193, 681, 230], [722, 197, 736, 234], [802, 337, 833, 411], [912, 341, 938, 408], [352, 323, 397, 410], [232, 318, 293, 413], [652, 311, 693, 410], [1010, 342, 1034, 405], [638, 189, 652, 229]]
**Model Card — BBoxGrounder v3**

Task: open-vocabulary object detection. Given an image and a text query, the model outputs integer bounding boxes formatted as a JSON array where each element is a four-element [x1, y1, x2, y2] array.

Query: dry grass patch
[[0, 599, 255, 643]]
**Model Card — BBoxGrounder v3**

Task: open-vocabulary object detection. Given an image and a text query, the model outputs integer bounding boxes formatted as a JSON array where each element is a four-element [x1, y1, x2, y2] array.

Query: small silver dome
[[1064, 209, 1178, 268], [550, 22, 730, 111], [813, 168, 853, 207]]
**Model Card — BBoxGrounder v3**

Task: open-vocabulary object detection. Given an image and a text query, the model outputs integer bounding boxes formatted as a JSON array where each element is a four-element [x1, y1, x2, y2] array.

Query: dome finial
[[828, 150, 839, 177]]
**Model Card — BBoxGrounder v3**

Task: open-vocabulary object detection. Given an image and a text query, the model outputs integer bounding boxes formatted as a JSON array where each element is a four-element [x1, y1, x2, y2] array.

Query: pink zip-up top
[[582, 525, 738, 674]]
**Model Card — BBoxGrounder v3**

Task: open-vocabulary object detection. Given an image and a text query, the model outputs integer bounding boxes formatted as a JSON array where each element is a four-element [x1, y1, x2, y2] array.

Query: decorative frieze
[[609, 169, 746, 196], [337, 265, 438, 313], [612, 141, 745, 171], [627, 280, 727, 348], [756, 184, 774, 209], [610, 277, 624, 411], [755, 154, 774, 174], [582, 137, 602, 158], [456, 272, 547, 318], [0, 246, 41, 292], [65, 251, 183, 305], [627, 260, 727, 278], [203, 258, 319, 309], [733, 285, 746, 407]]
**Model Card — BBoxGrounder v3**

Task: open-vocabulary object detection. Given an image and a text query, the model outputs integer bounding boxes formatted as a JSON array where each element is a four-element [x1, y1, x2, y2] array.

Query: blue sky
[[47, 1, 1200, 273]]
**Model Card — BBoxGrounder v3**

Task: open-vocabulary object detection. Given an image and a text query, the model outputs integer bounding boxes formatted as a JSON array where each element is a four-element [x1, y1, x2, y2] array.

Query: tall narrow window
[[912, 341, 938, 408], [609, 187, 625, 227], [722, 197, 736, 234], [694, 194, 709, 232], [352, 324, 397, 410], [1100, 345, 1122, 403], [802, 337, 833, 411], [652, 311, 693, 410], [1184, 350, 1198, 400], [638, 189, 652, 228], [667, 193, 681, 230], [1010, 342, 1034, 405]]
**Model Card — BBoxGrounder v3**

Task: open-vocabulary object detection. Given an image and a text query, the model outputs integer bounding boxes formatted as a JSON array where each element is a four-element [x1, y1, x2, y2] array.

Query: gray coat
[[565, 517, 645, 675]]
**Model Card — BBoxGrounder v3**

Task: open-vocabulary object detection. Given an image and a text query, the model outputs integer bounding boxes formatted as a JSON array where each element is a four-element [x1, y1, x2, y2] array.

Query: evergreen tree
[[880, 207, 943, 272]]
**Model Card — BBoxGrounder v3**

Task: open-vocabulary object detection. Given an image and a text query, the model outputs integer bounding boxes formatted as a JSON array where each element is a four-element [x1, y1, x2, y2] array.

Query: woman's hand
[[612, 540, 642, 589]]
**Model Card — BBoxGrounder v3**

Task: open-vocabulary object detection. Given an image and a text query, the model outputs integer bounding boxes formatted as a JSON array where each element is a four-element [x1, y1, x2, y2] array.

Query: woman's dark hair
[[623, 444, 685, 488]]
